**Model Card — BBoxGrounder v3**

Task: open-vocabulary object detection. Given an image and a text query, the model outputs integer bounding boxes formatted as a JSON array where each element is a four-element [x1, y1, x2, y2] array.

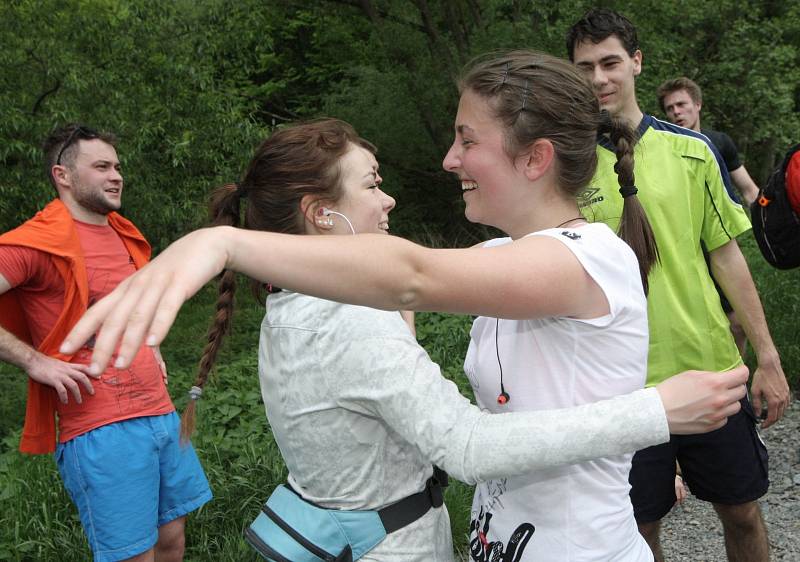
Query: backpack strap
[[378, 466, 449, 534], [759, 143, 800, 205]]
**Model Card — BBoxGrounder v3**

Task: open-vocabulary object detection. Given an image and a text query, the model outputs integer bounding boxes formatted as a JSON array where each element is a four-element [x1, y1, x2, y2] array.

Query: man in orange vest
[[0, 124, 211, 562]]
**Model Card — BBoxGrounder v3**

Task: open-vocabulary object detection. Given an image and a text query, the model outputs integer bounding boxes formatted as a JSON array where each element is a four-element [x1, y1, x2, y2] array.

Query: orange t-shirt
[[0, 221, 173, 442]]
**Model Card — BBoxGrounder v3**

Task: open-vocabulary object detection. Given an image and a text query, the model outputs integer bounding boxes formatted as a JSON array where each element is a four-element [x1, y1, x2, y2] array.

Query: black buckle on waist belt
[[378, 466, 449, 534]]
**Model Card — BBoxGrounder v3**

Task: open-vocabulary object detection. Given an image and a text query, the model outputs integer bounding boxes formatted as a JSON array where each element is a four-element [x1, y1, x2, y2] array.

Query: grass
[[0, 240, 797, 560]]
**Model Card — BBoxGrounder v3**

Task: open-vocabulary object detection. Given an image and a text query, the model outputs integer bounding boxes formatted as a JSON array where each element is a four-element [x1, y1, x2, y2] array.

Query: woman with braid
[[64, 52, 748, 561]]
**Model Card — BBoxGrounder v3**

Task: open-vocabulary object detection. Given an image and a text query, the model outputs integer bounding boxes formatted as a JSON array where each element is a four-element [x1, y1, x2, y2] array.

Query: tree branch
[[32, 79, 61, 116]]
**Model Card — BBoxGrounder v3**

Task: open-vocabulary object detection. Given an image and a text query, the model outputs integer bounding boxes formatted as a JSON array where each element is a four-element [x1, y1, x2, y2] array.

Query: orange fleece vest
[[0, 199, 150, 454]]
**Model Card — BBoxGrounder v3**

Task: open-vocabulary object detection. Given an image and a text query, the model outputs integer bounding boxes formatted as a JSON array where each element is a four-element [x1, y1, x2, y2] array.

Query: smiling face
[[573, 35, 641, 122], [441, 90, 529, 233], [61, 138, 123, 220], [327, 143, 395, 235], [662, 88, 702, 131]]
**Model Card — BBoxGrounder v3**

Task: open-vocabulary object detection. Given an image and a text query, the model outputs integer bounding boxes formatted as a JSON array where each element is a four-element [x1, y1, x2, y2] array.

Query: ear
[[300, 195, 334, 233], [51, 164, 71, 192], [519, 138, 555, 182], [631, 49, 642, 77]]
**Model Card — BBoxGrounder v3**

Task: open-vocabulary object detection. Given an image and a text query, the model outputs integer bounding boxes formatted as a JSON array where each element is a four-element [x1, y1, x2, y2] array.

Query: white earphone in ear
[[320, 207, 356, 235]]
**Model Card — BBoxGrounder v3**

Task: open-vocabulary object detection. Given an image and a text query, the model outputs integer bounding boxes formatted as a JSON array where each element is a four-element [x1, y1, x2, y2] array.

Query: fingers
[[60, 278, 129, 360], [760, 397, 784, 429], [144, 286, 186, 348], [71, 369, 96, 397], [724, 365, 749, 388], [89, 274, 159, 372], [772, 385, 790, 426], [51, 368, 94, 405], [52, 380, 69, 404], [718, 395, 742, 419], [115, 277, 185, 366], [750, 391, 763, 425], [61, 263, 187, 374], [753, 388, 784, 429], [70, 362, 99, 378], [64, 375, 84, 404]]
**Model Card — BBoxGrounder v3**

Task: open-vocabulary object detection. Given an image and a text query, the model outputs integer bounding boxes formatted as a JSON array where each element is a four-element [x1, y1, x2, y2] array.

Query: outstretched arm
[[62, 226, 600, 372], [346, 334, 748, 483]]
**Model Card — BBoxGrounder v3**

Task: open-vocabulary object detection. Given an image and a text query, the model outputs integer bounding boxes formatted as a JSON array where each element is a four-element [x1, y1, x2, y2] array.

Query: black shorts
[[628, 396, 769, 523]]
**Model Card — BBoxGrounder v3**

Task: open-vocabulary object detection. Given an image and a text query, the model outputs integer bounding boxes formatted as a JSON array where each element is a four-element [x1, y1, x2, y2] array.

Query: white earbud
[[321, 207, 356, 235]]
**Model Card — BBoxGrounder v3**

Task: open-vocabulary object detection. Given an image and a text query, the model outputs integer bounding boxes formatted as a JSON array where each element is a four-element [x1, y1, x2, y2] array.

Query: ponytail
[[599, 110, 659, 294], [179, 183, 242, 443]]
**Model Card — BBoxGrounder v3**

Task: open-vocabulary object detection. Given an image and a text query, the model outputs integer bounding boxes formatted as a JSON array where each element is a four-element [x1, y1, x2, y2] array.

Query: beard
[[72, 185, 121, 216]]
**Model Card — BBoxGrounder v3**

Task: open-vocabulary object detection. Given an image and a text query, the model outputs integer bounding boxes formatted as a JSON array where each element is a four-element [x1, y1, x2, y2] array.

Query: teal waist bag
[[244, 467, 448, 562]]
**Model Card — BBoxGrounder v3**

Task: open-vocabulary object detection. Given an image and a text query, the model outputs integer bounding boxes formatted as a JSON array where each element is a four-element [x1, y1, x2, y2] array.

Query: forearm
[[367, 339, 669, 485], [456, 388, 668, 483], [709, 240, 777, 361], [730, 166, 760, 207], [222, 226, 512, 315], [224, 226, 424, 311], [0, 325, 38, 371]]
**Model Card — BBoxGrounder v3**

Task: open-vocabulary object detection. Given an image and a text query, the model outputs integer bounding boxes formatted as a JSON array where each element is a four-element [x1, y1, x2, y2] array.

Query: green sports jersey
[[581, 114, 751, 385]]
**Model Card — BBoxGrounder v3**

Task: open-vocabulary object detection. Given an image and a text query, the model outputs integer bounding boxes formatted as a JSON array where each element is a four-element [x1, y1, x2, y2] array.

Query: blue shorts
[[56, 412, 212, 562], [628, 396, 769, 523]]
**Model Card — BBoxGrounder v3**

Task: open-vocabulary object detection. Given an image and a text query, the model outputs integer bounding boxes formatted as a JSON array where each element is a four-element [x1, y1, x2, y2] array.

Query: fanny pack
[[244, 467, 448, 562]]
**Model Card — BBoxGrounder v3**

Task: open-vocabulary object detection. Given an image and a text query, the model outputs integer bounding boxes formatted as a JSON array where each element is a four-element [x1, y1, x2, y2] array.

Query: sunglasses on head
[[56, 126, 100, 165]]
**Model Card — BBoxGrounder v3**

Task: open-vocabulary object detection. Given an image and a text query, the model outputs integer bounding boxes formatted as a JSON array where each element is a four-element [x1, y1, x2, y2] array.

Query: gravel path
[[661, 400, 800, 561]]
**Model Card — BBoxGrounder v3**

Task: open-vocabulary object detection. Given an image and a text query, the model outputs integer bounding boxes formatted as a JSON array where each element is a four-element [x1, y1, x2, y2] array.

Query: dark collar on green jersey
[[597, 114, 652, 152]]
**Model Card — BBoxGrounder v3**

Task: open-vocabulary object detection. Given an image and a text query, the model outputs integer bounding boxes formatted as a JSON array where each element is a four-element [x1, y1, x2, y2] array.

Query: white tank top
[[465, 223, 653, 562]]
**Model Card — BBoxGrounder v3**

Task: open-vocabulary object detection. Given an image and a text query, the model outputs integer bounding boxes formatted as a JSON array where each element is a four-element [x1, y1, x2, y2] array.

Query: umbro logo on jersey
[[577, 186, 604, 208], [561, 231, 581, 240]]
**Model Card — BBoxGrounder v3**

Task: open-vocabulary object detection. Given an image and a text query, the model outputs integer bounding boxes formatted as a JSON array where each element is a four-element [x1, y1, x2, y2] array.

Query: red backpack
[[751, 143, 800, 269]]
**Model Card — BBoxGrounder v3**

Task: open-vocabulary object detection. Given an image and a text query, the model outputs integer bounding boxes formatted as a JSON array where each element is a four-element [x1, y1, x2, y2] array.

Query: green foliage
[[2, 0, 797, 242]]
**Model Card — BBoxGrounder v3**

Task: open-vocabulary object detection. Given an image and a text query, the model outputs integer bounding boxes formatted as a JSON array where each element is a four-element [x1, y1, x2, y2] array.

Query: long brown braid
[[180, 184, 241, 442], [599, 110, 659, 293], [180, 119, 376, 442]]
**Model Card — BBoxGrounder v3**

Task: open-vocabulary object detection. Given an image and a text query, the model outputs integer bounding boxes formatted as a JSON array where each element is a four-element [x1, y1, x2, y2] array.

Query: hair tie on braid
[[188, 386, 203, 400], [619, 185, 638, 198]]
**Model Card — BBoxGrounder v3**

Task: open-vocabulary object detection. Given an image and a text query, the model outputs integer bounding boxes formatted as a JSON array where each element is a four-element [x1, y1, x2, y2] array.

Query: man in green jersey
[[566, 8, 790, 562]]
